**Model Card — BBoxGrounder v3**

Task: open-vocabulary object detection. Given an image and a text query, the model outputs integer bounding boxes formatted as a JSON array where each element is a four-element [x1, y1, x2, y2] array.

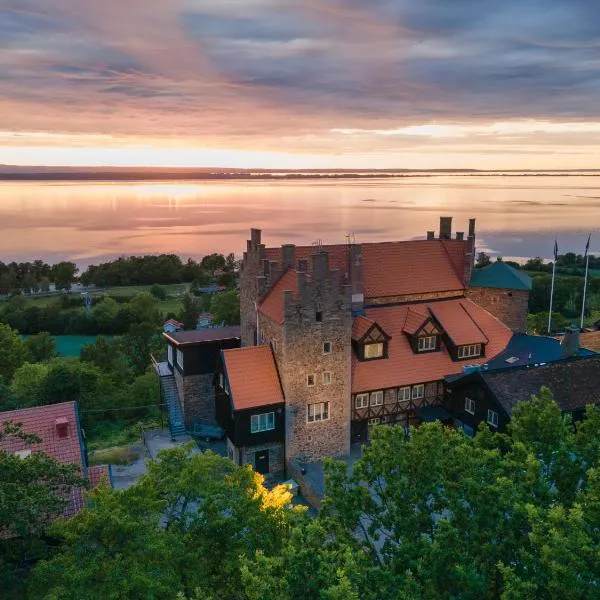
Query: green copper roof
[[470, 262, 532, 291]]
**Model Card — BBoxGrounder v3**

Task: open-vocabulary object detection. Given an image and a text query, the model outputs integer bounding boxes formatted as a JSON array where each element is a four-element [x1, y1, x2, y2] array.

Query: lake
[[1, 176, 599, 266]]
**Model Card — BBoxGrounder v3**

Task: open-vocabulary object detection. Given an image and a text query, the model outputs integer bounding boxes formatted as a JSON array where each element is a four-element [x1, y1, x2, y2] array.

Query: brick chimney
[[439, 217, 452, 240], [561, 325, 580, 357], [55, 417, 69, 438], [281, 244, 296, 269]]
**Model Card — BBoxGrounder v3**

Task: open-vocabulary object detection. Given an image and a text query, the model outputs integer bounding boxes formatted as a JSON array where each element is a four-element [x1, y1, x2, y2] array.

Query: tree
[[80, 336, 133, 384], [0, 324, 28, 383], [29, 446, 295, 600], [10, 363, 49, 407], [51, 262, 78, 291], [182, 293, 200, 330], [129, 291, 159, 325], [150, 283, 168, 300], [475, 252, 491, 268], [209, 290, 240, 326], [25, 332, 58, 363], [321, 391, 600, 599], [92, 297, 119, 333], [200, 253, 226, 273], [526, 311, 569, 334], [120, 322, 163, 375]]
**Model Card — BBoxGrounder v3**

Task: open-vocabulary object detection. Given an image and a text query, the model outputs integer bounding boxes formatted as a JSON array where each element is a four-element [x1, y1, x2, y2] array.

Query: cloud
[[1, 0, 600, 167]]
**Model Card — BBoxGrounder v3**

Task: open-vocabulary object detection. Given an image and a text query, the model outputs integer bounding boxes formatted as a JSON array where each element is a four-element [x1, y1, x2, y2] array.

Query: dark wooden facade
[[168, 338, 240, 377]]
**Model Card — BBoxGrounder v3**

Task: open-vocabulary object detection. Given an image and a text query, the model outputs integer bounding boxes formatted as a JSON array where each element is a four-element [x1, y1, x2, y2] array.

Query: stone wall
[[280, 254, 352, 463], [366, 290, 464, 306], [239, 229, 265, 347], [228, 437, 285, 478], [466, 287, 529, 332], [174, 371, 216, 430]]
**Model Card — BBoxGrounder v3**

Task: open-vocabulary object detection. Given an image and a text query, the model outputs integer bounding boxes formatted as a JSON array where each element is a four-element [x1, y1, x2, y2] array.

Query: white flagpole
[[548, 259, 556, 334], [580, 235, 591, 329]]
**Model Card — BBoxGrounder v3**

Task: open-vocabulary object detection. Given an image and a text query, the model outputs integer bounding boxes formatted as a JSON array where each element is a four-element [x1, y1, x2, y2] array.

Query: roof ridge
[[458, 300, 489, 343], [440, 239, 466, 288]]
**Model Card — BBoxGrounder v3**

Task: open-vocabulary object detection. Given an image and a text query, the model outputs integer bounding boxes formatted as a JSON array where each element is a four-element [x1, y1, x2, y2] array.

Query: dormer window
[[364, 343, 384, 359], [458, 344, 482, 359], [417, 335, 437, 352]]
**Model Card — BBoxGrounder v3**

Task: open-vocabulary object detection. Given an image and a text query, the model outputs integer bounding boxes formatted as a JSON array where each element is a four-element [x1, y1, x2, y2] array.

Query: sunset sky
[[2, 0, 600, 169]]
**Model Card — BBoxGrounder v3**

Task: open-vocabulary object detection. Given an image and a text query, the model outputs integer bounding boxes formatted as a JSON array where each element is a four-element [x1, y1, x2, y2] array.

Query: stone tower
[[277, 250, 352, 462], [239, 229, 264, 347]]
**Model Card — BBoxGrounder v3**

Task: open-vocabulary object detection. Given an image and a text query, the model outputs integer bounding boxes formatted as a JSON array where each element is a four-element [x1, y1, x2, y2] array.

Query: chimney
[[349, 243, 364, 312], [456, 232, 464, 241], [439, 217, 452, 240], [561, 325, 580, 357], [468, 218, 476, 237], [426, 231, 435, 240], [55, 417, 69, 438], [464, 218, 476, 286], [250, 228, 261, 246], [281, 244, 296, 269]]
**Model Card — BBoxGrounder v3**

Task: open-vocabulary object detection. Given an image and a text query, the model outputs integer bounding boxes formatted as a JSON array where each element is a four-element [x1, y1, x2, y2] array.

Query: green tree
[[209, 290, 240, 326], [29, 446, 295, 600], [150, 283, 168, 300], [130, 291, 159, 324], [200, 253, 226, 273], [80, 336, 133, 384], [475, 252, 491, 268], [51, 261, 78, 291], [120, 322, 163, 375], [182, 293, 200, 330], [10, 363, 49, 407], [92, 297, 119, 333], [0, 323, 28, 382], [25, 332, 57, 363]]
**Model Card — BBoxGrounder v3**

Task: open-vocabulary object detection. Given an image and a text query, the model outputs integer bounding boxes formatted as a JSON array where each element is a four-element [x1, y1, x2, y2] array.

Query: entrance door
[[254, 450, 269, 475]]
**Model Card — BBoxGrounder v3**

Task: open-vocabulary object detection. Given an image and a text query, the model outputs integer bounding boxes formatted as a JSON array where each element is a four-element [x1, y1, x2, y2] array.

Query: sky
[[2, 0, 600, 169]]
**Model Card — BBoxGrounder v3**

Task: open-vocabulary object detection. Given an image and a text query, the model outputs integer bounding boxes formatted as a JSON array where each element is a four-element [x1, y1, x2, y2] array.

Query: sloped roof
[[222, 345, 284, 410], [481, 355, 600, 415], [361, 240, 466, 298], [580, 331, 600, 353], [352, 298, 512, 393], [164, 326, 241, 346], [402, 306, 429, 335], [0, 401, 84, 467], [430, 301, 489, 345], [470, 262, 532, 291], [352, 315, 376, 340], [258, 268, 298, 324]]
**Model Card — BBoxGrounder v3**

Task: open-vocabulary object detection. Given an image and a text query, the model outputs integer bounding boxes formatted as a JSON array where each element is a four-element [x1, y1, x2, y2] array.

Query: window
[[307, 402, 329, 422], [487, 409, 499, 428], [464, 397, 476, 415], [176, 348, 184, 370], [322, 371, 332, 385], [412, 384, 425, 400], [364, 343, 384, 359], [355, 393, 369, 409], [370, 390, 384, 406], [398, 387, 411, 402], [418, 335, 436, 352], [368, 418, 381, 426], [251, 412, 275, 433], [167, 345, 173, 365], [306, 374, 315, 387], [458, 344, 482, 359], [323, 341, 332, 354]]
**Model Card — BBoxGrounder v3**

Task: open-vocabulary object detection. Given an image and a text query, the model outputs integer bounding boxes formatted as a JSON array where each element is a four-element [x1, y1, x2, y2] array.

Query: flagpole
[[580, 234, 591, 329], [548, 259, 556, 334], [548, 238, 558, 334]]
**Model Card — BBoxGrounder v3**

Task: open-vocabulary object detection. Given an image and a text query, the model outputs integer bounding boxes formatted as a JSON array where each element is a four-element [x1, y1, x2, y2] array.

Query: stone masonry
[[465, 287, 529, 332], [174, 371, 215, 430]]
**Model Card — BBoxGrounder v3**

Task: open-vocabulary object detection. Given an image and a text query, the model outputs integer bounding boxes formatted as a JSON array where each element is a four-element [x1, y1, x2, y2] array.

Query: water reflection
[[1, 176, 599, 266]]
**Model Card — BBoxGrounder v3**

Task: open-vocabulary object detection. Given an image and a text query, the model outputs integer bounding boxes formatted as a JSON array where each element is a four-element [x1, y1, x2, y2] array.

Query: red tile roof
[[429, 301, 488, 345], [402, 306, 429, 335], [0, 402, 84, 468], [258, 268, 298, 324], [222, 346, 284, 410], [351, 298, 512, 393], [352, 315, 376, 340], [264, 238, 467, 302]]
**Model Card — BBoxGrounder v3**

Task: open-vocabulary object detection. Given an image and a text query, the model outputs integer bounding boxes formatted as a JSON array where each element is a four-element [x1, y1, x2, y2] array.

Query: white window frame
[[176, 348, 184, 370], [323, 341, 332, 355], [487, 409, 499, 428], [306, 374, 315, 387], [458, 344, 482, 359], [364, 342, 384, 359], [251, 412, 275, 433], [322, 371, 332, 385], [465, 397, 476, 415], [167, 345, 173, 366], [355, 393, 369, 409], [398, 387, 411, 403], [307, 402, 329, 423], [418, 335, 436, 352], [368, 418, 381, 426], [370, 390, 384, 406], [412, 384, 425, 400]]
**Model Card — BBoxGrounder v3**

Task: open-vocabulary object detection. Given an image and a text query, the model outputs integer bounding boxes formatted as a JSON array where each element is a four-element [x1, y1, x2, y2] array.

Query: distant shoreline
[[1, 169, 600, 182]]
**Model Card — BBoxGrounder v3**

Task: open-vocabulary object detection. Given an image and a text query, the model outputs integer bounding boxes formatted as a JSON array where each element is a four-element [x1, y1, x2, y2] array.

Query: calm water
[[1, 176, 599, 266]]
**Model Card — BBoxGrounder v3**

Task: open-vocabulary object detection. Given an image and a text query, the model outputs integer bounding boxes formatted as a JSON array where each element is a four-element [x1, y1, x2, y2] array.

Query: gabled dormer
[[352, 315, 391, 361], [402, 307, 443, 354]]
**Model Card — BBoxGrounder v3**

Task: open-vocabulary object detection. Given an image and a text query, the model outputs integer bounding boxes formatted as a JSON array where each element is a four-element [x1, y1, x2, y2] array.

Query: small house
[[163, 319, 184, 334]]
